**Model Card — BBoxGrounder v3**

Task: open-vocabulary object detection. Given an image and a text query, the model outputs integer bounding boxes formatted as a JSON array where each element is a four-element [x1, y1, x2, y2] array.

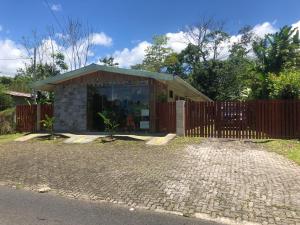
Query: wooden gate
[[16, 104, 54, 132], [16, 105, 37, 132], [156, 102, 176, 133], [185, 100, 300, 139]]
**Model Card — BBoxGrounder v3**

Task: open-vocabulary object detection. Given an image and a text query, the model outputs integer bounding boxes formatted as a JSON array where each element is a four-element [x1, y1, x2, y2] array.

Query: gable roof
[[4, 91, 32, 98], [33, 63, 211, 101]]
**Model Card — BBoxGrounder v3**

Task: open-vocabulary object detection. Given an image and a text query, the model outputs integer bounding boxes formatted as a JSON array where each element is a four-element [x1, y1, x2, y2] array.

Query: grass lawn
[[0, 133, 24, 144], [257, 139, 300, 165]]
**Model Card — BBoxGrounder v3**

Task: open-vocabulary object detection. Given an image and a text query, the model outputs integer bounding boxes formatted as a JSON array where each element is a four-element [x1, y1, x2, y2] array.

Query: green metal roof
[[33, 63, 211, 101], [33, 63, 173, 89]]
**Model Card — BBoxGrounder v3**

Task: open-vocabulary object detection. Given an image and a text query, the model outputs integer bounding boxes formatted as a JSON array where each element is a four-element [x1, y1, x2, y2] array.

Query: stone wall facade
[[54, 82, 87, 132], [52, 71, 162, 132]]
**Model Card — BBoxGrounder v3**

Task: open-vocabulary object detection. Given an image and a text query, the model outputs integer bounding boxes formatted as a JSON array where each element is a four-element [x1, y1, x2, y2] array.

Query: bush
[[0, 85, 13, 111], [269, 70, 300, 99], [0, 108, 15, 135]]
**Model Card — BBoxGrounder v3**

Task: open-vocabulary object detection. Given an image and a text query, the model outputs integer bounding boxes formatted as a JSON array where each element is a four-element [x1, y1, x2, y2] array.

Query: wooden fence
[[156, 102, 176, 133], [185, 100, 300, 139], [16, 105, 37, 132], [16, 104, 54, 132]]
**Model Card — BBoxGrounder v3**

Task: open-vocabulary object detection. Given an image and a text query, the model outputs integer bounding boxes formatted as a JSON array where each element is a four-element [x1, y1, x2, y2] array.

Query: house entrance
[[87, 83, 150, 132]]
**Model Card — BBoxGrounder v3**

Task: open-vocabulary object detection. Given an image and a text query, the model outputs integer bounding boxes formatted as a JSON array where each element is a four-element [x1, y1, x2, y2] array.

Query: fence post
[[176, 100, 185, 136], [36, 104, 41, 131]]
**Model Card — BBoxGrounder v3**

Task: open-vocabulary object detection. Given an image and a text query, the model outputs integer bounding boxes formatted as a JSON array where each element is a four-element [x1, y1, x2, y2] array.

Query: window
[[169, 90, 173, 99], [87, 83, 150, 132]]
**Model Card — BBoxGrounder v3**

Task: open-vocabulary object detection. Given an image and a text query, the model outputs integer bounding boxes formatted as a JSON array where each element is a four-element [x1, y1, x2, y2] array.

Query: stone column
[[176, 100, 185, 136]]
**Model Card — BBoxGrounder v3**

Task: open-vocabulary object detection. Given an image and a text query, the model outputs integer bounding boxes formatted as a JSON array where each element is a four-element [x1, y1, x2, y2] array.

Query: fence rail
[[185, 100, 300, 139]]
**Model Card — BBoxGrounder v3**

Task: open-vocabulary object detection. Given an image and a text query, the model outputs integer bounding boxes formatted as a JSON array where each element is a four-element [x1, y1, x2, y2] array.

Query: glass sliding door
[[87, 82, 150, 132]]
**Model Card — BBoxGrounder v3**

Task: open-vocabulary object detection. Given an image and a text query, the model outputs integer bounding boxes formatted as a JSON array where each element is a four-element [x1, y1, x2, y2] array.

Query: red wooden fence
[[156, 102, 176, 133], [185, 100, 300, 139], [40, 104, 54, 122], [16, 105, 37, 132], [16, 104, 54, 132]]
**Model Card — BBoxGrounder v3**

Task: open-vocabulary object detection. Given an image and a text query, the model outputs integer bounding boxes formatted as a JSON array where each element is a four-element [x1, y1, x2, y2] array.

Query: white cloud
[[90, 32, 112, 46], [111, 21, 281, 68], [113, 32, 188, 68], [0, 39, 28, 76], [165, 31, 188, 53], [292, 20, 300, 35], [50, 4, 62, 11], [252, 22, 278, 37], [113, 41, 151, 68]]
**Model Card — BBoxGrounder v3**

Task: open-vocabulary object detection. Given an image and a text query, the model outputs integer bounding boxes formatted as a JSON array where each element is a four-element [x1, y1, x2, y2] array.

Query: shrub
[[40, 115, 55, 139], [0, 85, 13, 111], [0, 108, 15, 135], [269, 70, 300, 99], [98, 111, 119, 138]]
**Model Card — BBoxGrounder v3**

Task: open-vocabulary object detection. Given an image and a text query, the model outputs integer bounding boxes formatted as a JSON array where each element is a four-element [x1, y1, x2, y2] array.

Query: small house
[[33, 64, 210, 132]]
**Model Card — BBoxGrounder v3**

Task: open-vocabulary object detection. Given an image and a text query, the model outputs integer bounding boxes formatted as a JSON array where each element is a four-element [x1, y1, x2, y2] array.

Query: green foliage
[[99, 56, 119, 67], [14, 52, 68, 103], [132, 35, 172, 72], [8, 76, 33, 93], [40, 115, 55, 139], [0, 107, 15, 135], [98, 111, 119, 138], [0, 85, 13, 111], [0, 77, 13, 86], [249, 26, 300, 99], [16, 55, 67, 81], [269, 70, 300, 99], [253, 26, 300, 74]]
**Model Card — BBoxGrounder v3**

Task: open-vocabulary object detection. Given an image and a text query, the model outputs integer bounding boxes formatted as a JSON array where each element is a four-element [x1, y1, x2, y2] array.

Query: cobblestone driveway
[[0, 138, 300, 225]]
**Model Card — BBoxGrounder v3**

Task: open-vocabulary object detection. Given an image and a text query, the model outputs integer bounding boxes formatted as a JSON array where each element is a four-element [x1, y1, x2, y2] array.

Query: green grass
[[0, 133, 24, 144], [257, 139, 300, 165]]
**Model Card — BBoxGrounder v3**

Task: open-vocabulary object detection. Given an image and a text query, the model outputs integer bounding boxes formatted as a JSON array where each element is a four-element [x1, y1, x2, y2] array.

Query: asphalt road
[[0, 186, 223, 225]]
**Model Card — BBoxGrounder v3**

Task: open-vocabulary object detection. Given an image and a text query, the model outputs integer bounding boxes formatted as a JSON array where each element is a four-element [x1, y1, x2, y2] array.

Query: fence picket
[[184, 100, 300, 139]]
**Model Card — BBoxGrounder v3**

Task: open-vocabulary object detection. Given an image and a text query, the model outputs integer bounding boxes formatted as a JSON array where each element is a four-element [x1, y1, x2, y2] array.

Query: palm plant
[[98, 112, 119, 139], [40, 115, 55, 140]]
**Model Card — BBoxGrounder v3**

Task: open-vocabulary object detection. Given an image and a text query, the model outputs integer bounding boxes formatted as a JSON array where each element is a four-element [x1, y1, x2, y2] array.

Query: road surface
[[0, 186, 222, 225]]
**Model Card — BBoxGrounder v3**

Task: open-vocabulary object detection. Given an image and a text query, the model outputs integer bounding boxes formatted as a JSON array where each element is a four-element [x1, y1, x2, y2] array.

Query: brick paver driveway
[[0, 138, 300, 225]]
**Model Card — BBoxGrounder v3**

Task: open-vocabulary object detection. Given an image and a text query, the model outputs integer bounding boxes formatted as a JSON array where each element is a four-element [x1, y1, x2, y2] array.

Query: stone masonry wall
[[54, 82, 87, 132]]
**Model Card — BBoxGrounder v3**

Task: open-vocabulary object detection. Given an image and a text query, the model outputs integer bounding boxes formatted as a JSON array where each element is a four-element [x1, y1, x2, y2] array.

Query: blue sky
[[0, 0, 300, 75]]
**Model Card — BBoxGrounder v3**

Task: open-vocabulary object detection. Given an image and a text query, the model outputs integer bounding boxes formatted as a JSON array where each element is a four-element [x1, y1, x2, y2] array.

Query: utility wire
[[43, 0, 64, 32], [0, 71, 16, 76], [0, 57, 31, 60]]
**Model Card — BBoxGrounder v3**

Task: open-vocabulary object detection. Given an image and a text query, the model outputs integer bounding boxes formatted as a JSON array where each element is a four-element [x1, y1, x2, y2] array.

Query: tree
[[179, 18, 232, 100], [132, 35, 172, 72], [99, 56, 119, 67], [253, 26, 300, 74], [250, 25, 300, 99], [269, 70, 300, 99], [0, 84, 13, 111], [0, 77, 13, 87], [16, 53, 68, 81], [60, 18, 94, 70]]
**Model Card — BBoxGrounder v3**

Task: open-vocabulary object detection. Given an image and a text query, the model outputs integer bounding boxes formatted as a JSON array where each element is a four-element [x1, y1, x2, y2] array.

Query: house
[[33, 63, 211, 132], [4, 91, 32, 106]]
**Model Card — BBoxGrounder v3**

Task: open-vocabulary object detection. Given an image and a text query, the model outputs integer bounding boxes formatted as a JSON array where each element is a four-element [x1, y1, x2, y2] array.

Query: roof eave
[[33, 64, 174, 91], [174, 76, 212, 102]]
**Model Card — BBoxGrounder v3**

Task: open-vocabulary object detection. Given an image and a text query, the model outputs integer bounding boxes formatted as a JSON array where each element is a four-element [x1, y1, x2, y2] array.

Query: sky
[[0, 0, 300, 76]]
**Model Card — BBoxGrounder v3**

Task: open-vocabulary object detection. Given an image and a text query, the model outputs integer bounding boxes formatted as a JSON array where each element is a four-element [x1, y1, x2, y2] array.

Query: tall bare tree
[[184, 17, 229, 62], [59, 18, 94, 70]]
